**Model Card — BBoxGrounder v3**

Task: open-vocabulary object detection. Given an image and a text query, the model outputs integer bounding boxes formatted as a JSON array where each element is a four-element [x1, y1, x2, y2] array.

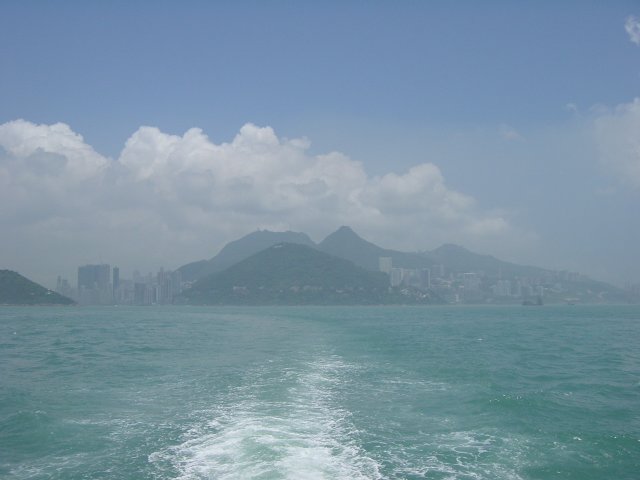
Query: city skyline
[[55, 225, 633, 306], [58, 263, 183, 306]]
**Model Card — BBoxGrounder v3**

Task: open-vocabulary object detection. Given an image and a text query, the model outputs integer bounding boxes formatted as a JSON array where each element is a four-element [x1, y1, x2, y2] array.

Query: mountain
[[426, 244, 546, 278], [180, 243, 397, 305], [0, 270, 74, 305], [178, 230, 316, 282], [318, 226, 433, 271], [175, 226, 631, 304]]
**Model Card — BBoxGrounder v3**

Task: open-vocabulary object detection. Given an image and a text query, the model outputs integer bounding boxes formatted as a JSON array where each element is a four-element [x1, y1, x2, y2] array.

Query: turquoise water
[[1, 305, 639, 479]]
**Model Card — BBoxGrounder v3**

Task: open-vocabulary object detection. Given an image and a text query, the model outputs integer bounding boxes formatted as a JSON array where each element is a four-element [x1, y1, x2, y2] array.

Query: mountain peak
[[334, 225, 358, 235], [318, 226, 434, 271], [177, 229, 315, 281], [321, 225, 363, 243], [218, 229, 315, 254], [319, 226, 388, 270]]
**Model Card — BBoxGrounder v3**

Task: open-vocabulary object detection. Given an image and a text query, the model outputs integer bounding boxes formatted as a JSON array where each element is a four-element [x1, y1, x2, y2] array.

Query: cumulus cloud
[[0, 120, 107, 180], [594, 98, 640, 189], [0, 119, 525, 282], [625, 15, 640, 45]]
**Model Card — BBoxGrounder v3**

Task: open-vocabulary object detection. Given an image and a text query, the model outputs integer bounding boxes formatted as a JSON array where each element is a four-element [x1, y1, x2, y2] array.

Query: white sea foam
[[148, 355, 531, 480], [150, 355, 383, 479], [388, 430, 527, 480]]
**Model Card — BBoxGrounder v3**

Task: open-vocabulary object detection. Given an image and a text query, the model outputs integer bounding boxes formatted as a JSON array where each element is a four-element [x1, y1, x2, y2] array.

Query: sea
[[1, 305, 639, 479]]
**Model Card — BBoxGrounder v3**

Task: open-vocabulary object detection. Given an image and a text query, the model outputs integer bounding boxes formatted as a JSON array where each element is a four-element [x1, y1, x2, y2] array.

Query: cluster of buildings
[[431, 272, 547, 304], [56, 264, 183, 305], [378, 257, 431, 290], [378, 256, 573, 304]]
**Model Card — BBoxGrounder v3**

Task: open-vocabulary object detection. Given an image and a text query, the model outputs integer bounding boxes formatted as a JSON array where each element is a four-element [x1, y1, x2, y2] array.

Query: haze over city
[[1, 2, 640, 288]]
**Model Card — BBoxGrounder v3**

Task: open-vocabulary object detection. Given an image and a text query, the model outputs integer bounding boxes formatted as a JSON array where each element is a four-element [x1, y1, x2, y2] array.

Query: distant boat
[[522, 296, 543, 306]]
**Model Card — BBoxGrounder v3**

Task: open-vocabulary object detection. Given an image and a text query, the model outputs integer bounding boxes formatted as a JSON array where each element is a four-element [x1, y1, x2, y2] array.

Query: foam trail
[[150, 355, 382, 479]]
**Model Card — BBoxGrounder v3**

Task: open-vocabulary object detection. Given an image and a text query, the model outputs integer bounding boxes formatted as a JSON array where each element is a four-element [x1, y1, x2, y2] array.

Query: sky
[[1, 1, 640, 288]]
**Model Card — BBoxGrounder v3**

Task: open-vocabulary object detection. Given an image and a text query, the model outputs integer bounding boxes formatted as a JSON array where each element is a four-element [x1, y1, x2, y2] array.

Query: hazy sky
[[1, 1, 640, 287]]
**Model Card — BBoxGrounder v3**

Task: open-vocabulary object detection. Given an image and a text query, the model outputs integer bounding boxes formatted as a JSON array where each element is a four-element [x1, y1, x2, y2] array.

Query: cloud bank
[[1, 120, 526, 283]]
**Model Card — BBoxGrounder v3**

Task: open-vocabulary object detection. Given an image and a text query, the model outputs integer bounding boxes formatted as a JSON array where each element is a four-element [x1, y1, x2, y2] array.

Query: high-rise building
[[134, 282, 148, 305], [77, 264, 111, 305], [170, 270, 182, 297], [390, 268, 404, 287], [462, 272, 481, 292], [113, 267, 120, 292], [78, 264, 110, 291], [55, 276, 74, 299], [494, 279, 511, 297], [379, 257, 393, 274], [157, 268, 172, 304], [419, 268, 431, 290]]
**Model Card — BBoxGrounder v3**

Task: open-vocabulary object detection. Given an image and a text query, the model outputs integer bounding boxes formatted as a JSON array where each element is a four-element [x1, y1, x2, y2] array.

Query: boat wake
[[149, 355, 382, 479]]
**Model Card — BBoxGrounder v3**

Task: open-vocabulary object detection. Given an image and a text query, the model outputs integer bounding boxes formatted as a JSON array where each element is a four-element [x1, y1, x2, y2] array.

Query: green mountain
[[178, 230, 316, 282], [180, 243, 399, 305], [318, 226, 433, 271], [0, 270, 74, 305]]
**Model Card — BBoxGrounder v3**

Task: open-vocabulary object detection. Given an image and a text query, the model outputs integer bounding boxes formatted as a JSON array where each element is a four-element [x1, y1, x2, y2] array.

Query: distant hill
[[0, 270, 74, 305], [178, 230, 316, 282], [175, 226, 631, 304], [180, 243, 398, 305], [423, 244, 629, 303], [425, 243, 547, 278], [318, 226, 433, 271], [424, 244, 630, 303]]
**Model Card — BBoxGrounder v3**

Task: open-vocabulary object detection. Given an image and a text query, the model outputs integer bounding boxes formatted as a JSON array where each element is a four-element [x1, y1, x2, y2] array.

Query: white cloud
[[564, 103, 579, 114], [0, 119, 107, 180], [594, 98, 640, 189], [499, 124, 525, 142], [625, 15, 640, 45], [0, 119, 527, 283]]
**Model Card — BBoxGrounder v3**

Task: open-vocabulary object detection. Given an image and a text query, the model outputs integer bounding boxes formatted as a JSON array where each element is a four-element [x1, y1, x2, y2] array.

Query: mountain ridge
[[318, 226, 433, 271], [425, 243, 548, 277], [178, 229, 315, 282], [179, 242, 406, 305], [175, 226, 629, 303]]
